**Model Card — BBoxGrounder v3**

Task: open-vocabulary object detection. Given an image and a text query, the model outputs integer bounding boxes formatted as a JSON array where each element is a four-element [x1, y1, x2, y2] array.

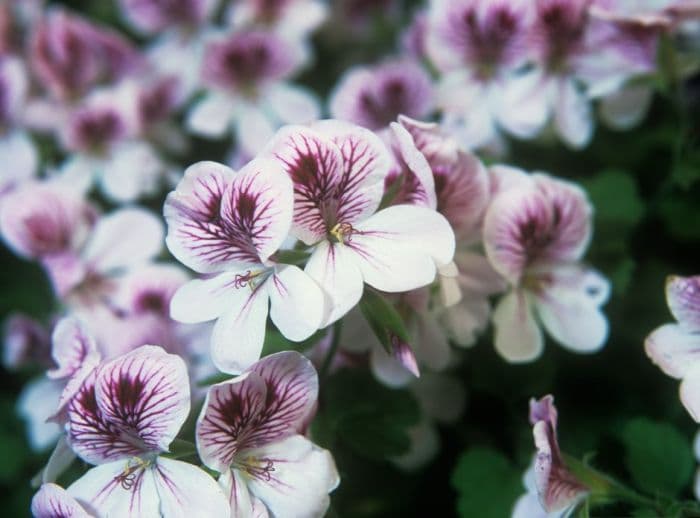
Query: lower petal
[[554, 79, 593, 149], [268, 265, 325, 342], [245, 435, 339, 518], [186, 92, 235, 138], [211, 286, 270, 374], [31, 483, 90, 518], [266, 83, 321, 125], [219, 469, 269, 518], [492, 290, 543, 362], [645, 323, 700, 379], [171, 270, 251, 324]]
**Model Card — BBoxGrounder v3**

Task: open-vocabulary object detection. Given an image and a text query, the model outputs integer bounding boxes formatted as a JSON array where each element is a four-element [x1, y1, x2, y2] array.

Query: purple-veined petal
[[397, 115, 459, 168], [196, 372, 268, 472], [211, 283, 271, 374], [492, 289, 543, 362], [349, 204, 456, 292], [94, 346, 190, 454], [531, 396, 588, 513], [219, 469, 269, 518], [304, 240, 364, 326], [312, 119, 392, 225], [645, 323, 700, 379], [31, 483, 91, 518], [388, 122, 437, 209], [483, 178, 591, 284], [554, 78, 593, 150], [242, 435, 339, 518], [666, 275, 700, 332], [246, 351, 319, 443], [114, 264, 189, 317], [83, 208, 164, 274], [267, 265, 325, 342], [532, 266, 610, 354], [170, 269, 253, 324], [220, 156, 294, 264], [266, 125, 344, 245], [47, 317, 100, 380], [164, 160, 236, 273], [67, 456, 229, 518]]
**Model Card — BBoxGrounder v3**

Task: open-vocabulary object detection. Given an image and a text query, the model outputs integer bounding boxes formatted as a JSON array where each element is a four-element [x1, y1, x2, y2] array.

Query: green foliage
[[620, 418, 694, 497], [314, 369, 419, 459], [450, 447, 523, 518]]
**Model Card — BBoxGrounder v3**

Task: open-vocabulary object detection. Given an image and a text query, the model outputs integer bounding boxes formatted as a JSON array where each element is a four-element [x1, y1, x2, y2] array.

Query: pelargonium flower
[[266, 120, 456, 325], [483, 169, 610, 362], [187, 29, 319, 156], [196, 351, 339, 516], [29, 9, 139, 101], [513, 395, 589, 516], [164, 158, 324, 374], [0, 56, 38, 196], [2, 312, 51, 370], [31, 483, 91, 518], [645, 275, 700, 421], [329, 60, 434, 132], [0, 182, 164, 306], [425, 0, 546, 149], [65, 345, 230, 516], [227, 0, 328, 40]]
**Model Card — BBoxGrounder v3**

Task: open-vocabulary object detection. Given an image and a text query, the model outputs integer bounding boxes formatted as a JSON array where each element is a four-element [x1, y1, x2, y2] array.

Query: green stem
[[319, 320, 343, 380]]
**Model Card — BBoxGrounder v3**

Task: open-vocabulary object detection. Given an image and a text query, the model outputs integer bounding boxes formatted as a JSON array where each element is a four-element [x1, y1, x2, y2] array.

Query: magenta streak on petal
[[99, 356, 182, 453], [90, 463, 147, 512], [154, 462, 185, 506], [275, 134, 339, 236], [198, 378, 267, 467], [171, 175, 265, 266], [334, 135, 383, 225]]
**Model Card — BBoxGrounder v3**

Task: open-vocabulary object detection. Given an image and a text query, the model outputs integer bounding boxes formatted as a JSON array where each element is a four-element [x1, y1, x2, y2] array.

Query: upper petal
[[196, 372, 268, 471], [268, 265, 325, 341], [219, 156, 294, 264], [266, 125, 344, 245], [244, 435, 339, 518], [164, 160, 238, 274], [83, 208, 164, 274], [666, 275, 700, 332], [47, 316, 100, 380]]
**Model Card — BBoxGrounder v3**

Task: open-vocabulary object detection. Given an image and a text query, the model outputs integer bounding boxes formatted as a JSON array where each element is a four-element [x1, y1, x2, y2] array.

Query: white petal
[[554, 79, 593, 149], [268, 265, 325, 341], [0, 131, 38, 188], [83, 208, 164, 273], [266, 83, 321, 124], [186, 92, 236, 138], [599, 84, 652, 130], [245, 435, 339, 518], [680, 364, 700, 423], [219, 469, 269, 518], [100, 142, 163, 202], [497, 72, 549, 140], [645, 324, 700, 379], [492, 290, 543, 362], [533, 267, 610, 354], [39, 436, 77, 484], [370, 345, 415, 388], [211, 285, 270, 374], [236, 104, 276, 156], [171, 270, 251, 324], [17, 377, 62, 451], [305, 240, 364, 326]]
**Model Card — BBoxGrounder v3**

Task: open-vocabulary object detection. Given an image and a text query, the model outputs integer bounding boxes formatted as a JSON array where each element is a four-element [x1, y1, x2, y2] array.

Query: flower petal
[[186, 92, 236, 138], [646, 323, 700, 380], [83, 208, 164, 274], [211, 285, 270, 374], [388, 122, 437, 209], [533, 266, 610, 354], [218, 469, 270, 518], [31, 483, 90, 518], [244, 435, 339, 518], [304, 240, 364, 326], [170, 270, 251, 324], [266, 82, 321, 125], [350, 204, 456, 292], [554, 78, 593, 149], [267, 265, 325, 342], [492, 290, 543, 362], [266, 125, 344, 245], [47, 316, 100, 380], [164, 160, 238, 273], [235, 104, 276, 157], [99, 142, 163, 203], [666, 275, 700, 332], [196, 372, 268, 471], [599, 84, 652, 130], [220, 156, 294, 264]]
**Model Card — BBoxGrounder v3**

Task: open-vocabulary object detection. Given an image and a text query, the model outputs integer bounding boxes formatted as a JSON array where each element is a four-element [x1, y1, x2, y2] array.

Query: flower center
[[329, 222, 358, 244], [116, 456, 152, 490], [232, 268, 270, 290], [237, 456, 276, 481]]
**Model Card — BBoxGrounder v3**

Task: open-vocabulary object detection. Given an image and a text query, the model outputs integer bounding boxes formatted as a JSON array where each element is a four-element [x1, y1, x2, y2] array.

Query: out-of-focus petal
[[31, 483, 90, 518], [645, 323, 700, 379], [492, 290, 543, 362], [554, 78, 593, 149], [666, 275, 700, 332]]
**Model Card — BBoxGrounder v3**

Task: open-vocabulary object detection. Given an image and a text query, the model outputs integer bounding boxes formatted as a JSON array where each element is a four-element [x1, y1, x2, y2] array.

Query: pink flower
[[31, 483, 91, 518], [484, 169, 610, 361], [64, 346, 230, 516], [196, 351, 339, 517], [118, 0, 218, 34]]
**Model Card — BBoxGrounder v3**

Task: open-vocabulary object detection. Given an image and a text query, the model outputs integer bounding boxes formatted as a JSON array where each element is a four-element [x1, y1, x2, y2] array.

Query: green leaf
[[450, 447, 523, 518], [583, 170, 645, 228], [359, 288, 410, 354], [658, 195, 700, 242], [620, 418, 693, 497], [319, 369, 420, 459]]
